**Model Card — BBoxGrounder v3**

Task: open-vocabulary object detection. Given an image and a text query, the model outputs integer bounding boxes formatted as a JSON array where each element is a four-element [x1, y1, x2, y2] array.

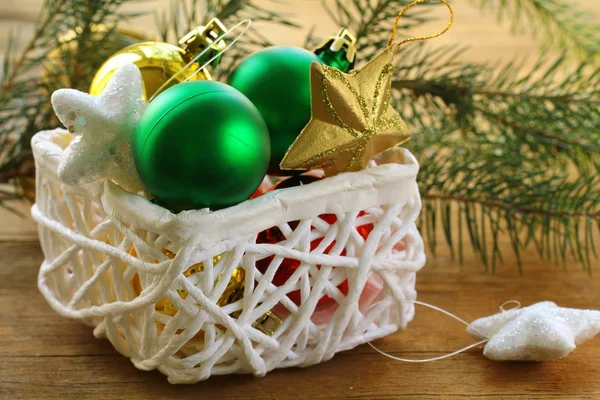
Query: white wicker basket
[[31, 128, 425, 384]]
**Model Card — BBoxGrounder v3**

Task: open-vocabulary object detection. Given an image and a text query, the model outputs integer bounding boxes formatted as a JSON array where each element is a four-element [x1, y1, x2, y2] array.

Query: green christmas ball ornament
[[134, 80, 270, 212], [228, 46, 321, 175]]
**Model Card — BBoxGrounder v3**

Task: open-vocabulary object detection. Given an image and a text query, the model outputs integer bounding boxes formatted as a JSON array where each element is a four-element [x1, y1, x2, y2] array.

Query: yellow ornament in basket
[[131, 248, 243, 317], [90, 18, 228, 101]]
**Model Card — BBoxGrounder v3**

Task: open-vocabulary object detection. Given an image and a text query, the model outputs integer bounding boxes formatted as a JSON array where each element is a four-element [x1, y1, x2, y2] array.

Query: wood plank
[[0, 0, 41, 23], [0, 201, 37, 241], [0, 241, 599, 399]]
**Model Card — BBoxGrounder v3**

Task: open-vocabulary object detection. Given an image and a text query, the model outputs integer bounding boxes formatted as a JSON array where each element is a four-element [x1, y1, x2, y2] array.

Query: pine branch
[[416, 132, 600, 273], [393, 45, 600, 172], [305, 1, 600, 270], [1, 0, 69, 95], [0, 0, 149, 207], [389, 43, 600, 271], [467, 0, 600, 58]]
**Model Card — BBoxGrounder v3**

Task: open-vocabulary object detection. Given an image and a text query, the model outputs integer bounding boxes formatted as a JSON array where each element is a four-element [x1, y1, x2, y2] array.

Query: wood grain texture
[[1, 0, 600, 398], [0, 241, 599, 399]]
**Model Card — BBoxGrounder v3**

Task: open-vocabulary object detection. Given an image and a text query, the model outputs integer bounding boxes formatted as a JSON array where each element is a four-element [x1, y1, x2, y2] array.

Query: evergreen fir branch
[[0, 0, 149, 207], [393, 46, 600, 172], [308, 1, 600, 269], [467, 0, 600, 58], [391, 44, 600, 270], [416, 132, 600, 273]]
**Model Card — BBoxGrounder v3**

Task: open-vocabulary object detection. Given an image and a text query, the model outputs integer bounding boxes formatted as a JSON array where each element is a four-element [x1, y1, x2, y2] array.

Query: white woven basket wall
[[31, 128, 425, 384]]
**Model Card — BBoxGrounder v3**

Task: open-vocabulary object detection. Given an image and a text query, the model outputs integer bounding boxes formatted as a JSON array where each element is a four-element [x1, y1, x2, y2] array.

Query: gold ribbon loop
[[387, 0, 454, 51]]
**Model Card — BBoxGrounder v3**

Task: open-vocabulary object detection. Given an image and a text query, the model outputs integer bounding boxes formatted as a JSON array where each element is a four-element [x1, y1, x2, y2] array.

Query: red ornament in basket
[[255, 175, 374, 307]]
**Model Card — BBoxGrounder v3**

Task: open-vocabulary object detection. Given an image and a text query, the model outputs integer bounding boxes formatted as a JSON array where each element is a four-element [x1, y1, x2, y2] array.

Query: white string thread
[[500, 300, 521, 312], [366, 300, 521, 363], [368, 337, 489, 363]]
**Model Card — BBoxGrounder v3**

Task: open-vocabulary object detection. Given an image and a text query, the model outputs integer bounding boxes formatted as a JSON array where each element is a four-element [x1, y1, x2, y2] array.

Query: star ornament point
[[280, 48, 410, 176], [51, 62, 146, 194], [468, 301, 600, 361]]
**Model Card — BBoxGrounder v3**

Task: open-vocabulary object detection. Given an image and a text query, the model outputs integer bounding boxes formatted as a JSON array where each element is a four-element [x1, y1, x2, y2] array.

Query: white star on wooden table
[[51, 63, 146, 194], [467, 301, 600, 361]]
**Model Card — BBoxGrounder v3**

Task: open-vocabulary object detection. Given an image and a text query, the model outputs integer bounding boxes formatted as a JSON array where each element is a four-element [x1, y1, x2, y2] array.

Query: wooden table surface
[[1, 1, 600, 399], [2, 240, 600, 399]]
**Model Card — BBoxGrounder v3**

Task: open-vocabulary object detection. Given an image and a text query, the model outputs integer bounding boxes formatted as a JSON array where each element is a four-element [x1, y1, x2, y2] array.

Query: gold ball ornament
[[158, 250, 282, 336], [130, 247, 282, 336], [90, 18, 228, 101], [149, 249, 245, 318]]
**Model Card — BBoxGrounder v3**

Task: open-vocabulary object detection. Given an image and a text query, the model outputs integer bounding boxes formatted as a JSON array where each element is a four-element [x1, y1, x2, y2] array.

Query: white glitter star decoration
[[51, 63, 146, 194], [467, 301, 600, 361]]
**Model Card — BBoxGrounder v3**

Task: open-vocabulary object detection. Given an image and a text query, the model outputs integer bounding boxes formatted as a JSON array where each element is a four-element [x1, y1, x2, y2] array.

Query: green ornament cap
[[314, 28, 357, 72], [134, 80, 270, 212]]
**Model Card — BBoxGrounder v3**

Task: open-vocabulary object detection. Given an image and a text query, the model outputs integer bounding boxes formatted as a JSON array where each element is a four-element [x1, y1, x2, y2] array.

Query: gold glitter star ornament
[[51, 63, 146, 194], [280, 48, 409, 175], [280, 0, 454, 176]]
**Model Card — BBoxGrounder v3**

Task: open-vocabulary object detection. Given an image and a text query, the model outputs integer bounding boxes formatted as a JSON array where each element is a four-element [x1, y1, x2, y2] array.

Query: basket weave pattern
[[31, 129, 425, 383]]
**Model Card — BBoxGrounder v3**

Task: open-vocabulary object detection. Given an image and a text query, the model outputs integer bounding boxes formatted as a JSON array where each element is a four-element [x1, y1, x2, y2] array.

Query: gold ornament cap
[[178, 18, 228, 68]]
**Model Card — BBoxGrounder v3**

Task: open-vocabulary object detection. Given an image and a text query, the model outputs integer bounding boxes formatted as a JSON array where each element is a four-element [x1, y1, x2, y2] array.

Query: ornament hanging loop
[[387, 0, 454, 51], [149, 19, 252, 102]]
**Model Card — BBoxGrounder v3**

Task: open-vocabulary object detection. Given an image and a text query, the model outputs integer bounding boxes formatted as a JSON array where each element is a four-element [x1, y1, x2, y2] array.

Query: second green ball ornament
[[134, 80, 270, 212], [228, 46, 321, 175]]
